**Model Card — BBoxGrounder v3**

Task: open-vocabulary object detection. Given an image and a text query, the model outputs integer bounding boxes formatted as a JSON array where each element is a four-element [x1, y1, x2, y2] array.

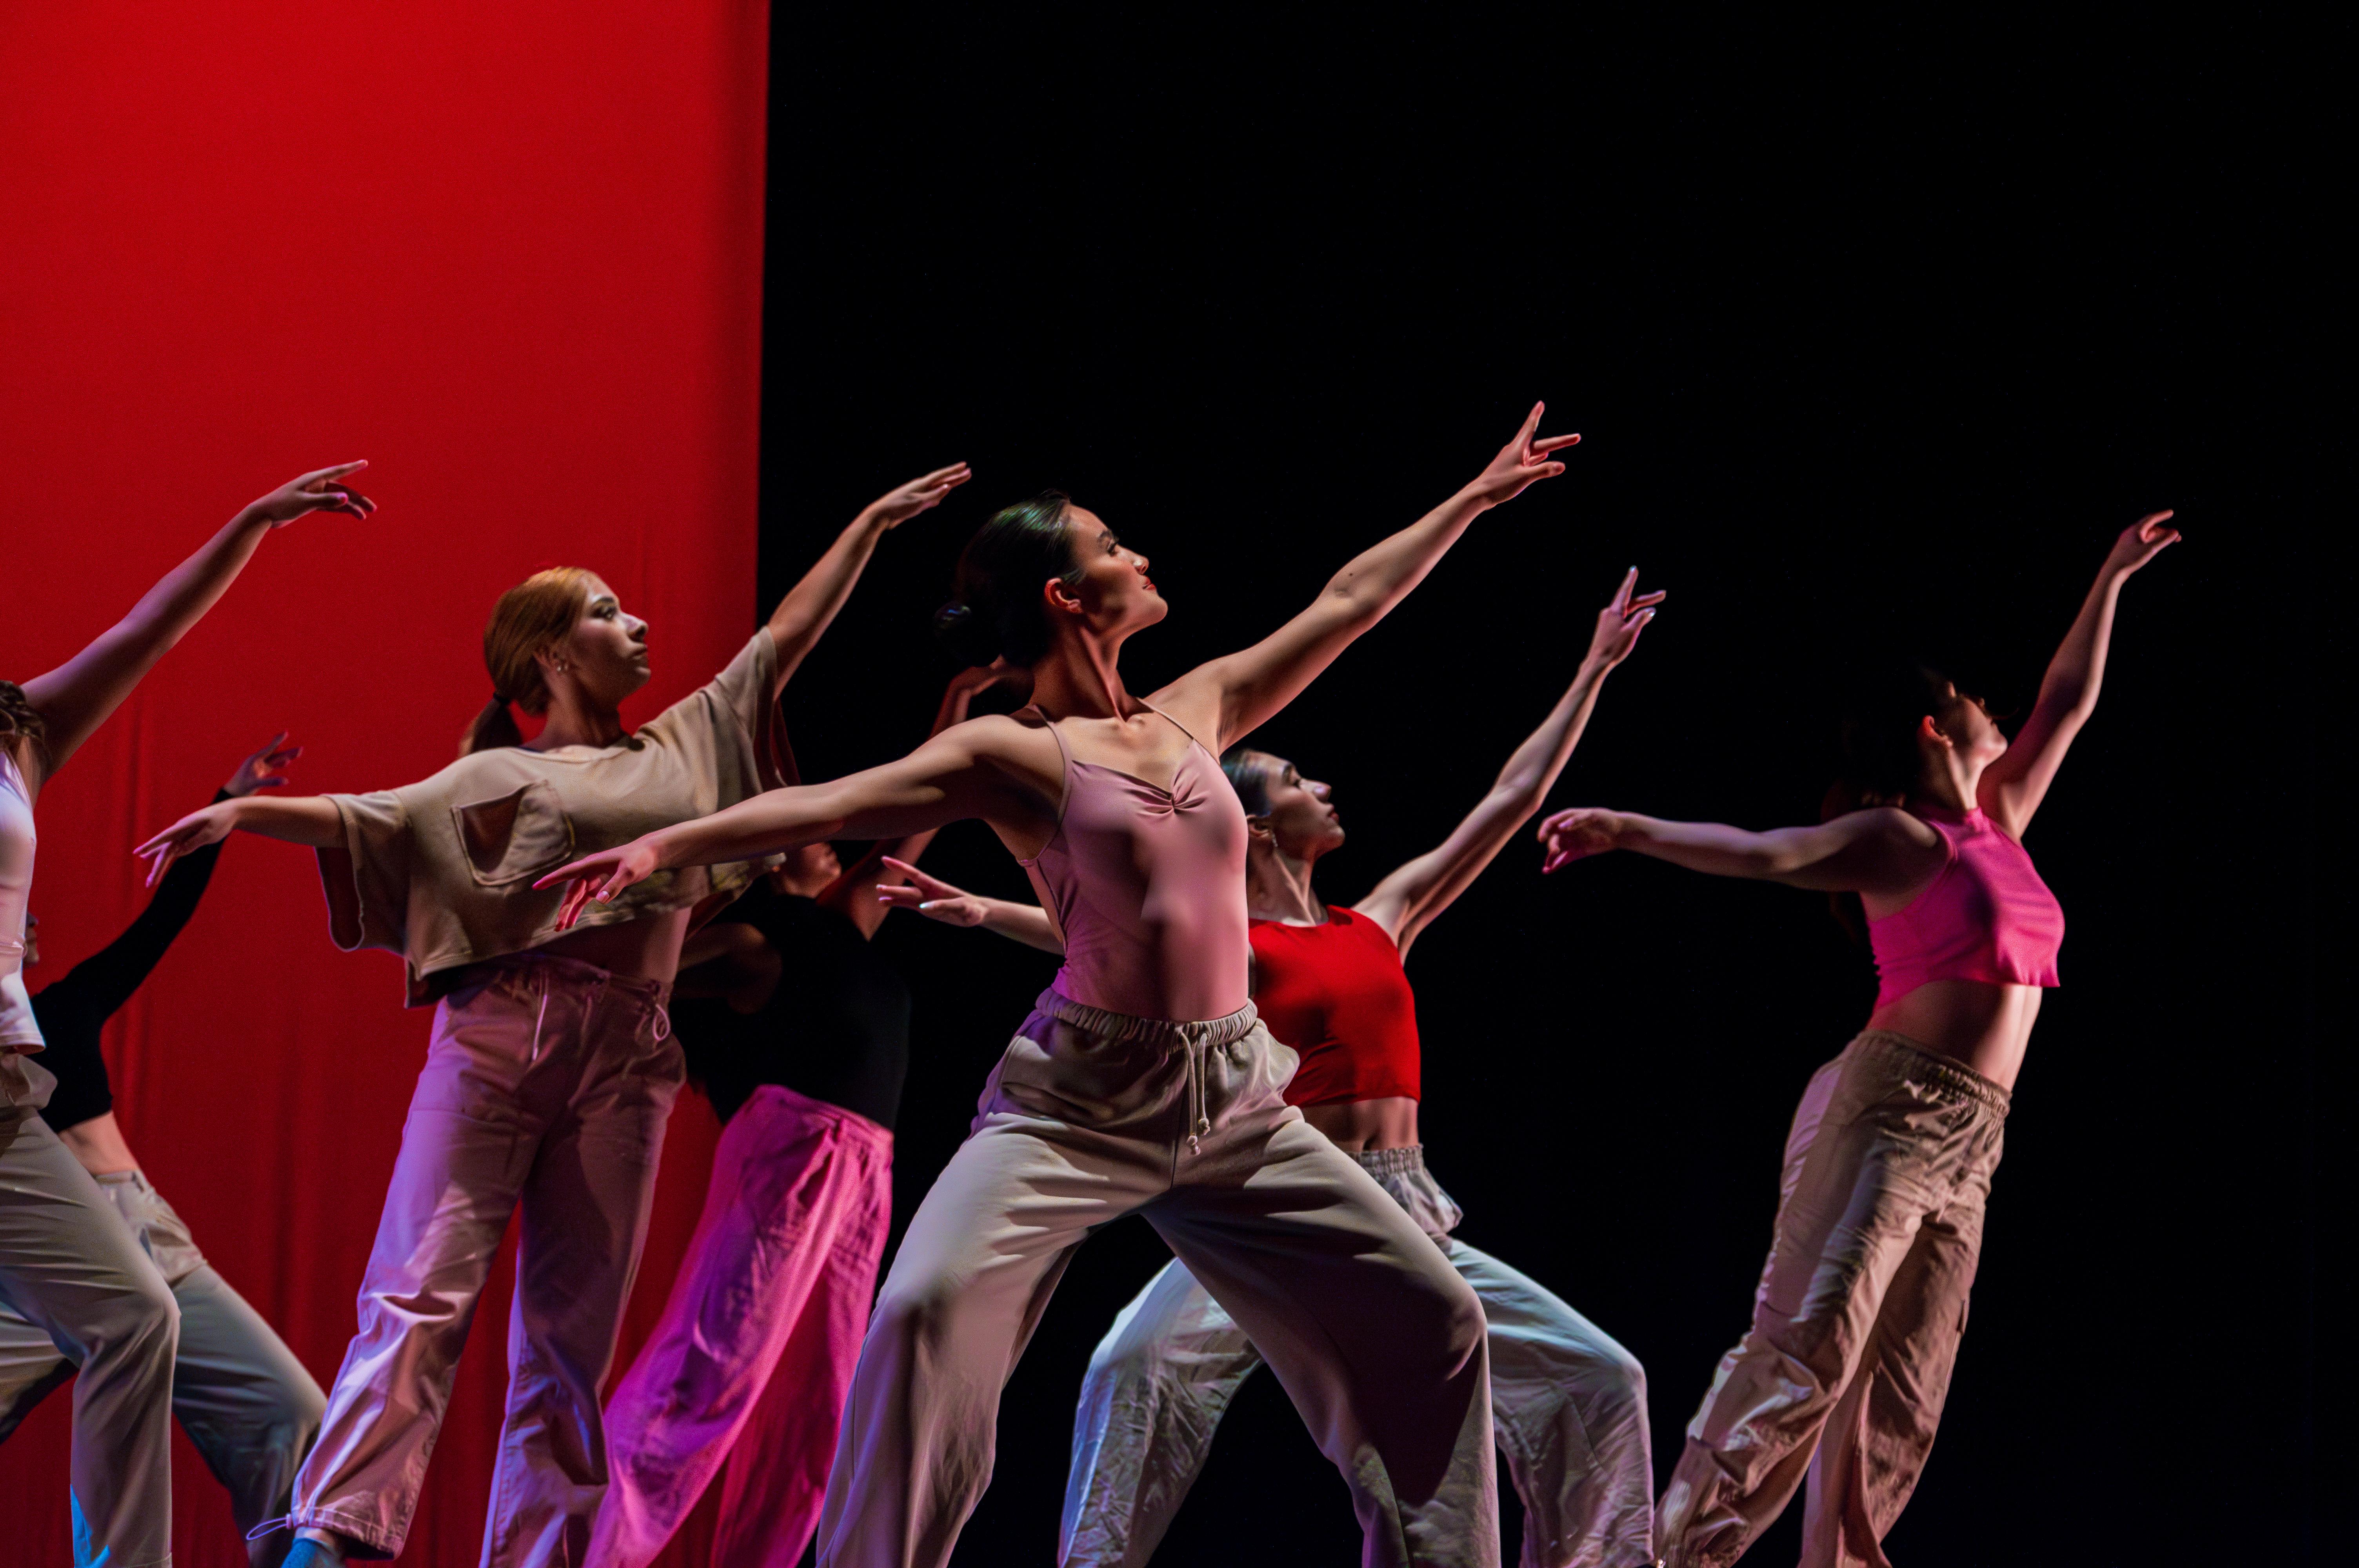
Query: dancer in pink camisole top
[[540, 403, 1585, 1568], [1539, 510, 2181, 1568]]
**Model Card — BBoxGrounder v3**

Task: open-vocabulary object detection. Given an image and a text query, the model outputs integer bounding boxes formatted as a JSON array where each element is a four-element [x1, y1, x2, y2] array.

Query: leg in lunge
[[1061, 1258, 1266, 1568]]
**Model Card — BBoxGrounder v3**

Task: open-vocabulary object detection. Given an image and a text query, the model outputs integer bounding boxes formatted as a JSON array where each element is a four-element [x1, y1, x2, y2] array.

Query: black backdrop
[[755, 15, 2324, 1566]]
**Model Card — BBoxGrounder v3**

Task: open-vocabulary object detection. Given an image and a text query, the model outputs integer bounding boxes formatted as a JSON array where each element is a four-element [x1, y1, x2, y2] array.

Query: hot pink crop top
[[1868, 806, 2064, 1010], [1020, 706, 1251, 1024]]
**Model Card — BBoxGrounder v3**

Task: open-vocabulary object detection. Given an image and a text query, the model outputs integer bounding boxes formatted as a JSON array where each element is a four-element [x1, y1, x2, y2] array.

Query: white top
[[0, 749, 42, 1052]]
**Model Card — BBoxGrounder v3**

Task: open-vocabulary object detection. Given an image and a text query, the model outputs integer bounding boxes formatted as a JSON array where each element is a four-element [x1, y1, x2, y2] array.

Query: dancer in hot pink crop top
[[542, 405, 1586, 1568], [1539, 510, 2181, 1568]]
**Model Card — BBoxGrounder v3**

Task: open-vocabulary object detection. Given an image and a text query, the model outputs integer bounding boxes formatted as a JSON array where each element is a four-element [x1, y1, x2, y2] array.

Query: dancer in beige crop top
[[2, 462, 372, 1566], [542, 405, 1586, 1568]]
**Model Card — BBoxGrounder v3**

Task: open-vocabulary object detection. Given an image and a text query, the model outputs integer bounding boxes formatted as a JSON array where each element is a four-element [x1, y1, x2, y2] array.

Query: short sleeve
[[637, 631, 792, 803], [316, 788, 413, 955], [704, 630, 778, 743]]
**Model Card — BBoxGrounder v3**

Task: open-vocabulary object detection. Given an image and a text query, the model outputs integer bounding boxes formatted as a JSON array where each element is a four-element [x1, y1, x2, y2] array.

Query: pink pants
[[287, 955, 682, 1565], [594, 1084, 893, 1567], [1656, 1031, 2009, 1568]]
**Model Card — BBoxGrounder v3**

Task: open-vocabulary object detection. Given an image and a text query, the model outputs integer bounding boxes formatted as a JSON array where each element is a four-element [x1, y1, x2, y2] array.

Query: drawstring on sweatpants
[[528, 980, 552, 1065], [1183, 1030, 1212, 1157]]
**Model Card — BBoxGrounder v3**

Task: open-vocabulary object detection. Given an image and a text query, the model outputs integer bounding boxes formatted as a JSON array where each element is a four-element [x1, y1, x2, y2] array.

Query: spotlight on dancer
[[1536, 511, 2179, 1568]]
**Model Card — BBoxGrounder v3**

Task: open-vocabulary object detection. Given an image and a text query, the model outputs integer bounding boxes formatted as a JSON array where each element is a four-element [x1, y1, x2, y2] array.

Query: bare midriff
[[1299, 1095, 1421, 1154], [57, 1111, 140, 1176], [1865, 978, 2043, 1090], [536, 905, 692, 986]]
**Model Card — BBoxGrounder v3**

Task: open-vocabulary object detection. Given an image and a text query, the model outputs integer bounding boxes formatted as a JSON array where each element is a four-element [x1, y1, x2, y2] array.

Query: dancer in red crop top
[[538, 405, 1583, 1568], [1538, 512, 2181, 1568], [886, 568, 1668, 1567]]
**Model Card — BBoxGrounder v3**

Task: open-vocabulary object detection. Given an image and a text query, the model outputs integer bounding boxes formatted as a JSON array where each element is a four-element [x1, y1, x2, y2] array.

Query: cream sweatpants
[[1656, 1030, 2009, 1568], [1063, 1144, 1655, 1568], [0, 1167, 325, 1568], [814, 988, 1500, 1568]]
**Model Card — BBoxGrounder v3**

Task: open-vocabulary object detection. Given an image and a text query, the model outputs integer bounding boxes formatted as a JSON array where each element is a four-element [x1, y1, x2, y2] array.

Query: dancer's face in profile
[[1055, 505, 1166, 639], [547, 576, 652, 708], [1243, 751, 1346, 861], [1926, 682, 2008, 774]]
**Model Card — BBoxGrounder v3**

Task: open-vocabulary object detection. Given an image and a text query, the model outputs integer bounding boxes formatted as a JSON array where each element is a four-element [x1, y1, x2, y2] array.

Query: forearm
[[765, 510, 891, 681], [228, 794, 345, 847], [1494, 658, 1610, 810], [2034, 567, 2128, 718], [974, 897, 1063, 952], [1321, 484, 1491, 627], [1610, 814, 1806, 879]]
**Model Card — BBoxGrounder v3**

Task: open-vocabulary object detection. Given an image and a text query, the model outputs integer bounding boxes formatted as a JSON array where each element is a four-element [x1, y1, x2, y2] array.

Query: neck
[[1914, 758, 1981, 814], [1026, 633, 1134, 720], [529, 694, 626, 751], [1247, 844, 1325, 924]]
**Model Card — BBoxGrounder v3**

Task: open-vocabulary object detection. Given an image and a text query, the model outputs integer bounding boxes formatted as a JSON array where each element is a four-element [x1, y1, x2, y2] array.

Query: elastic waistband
[[1351, 1143, 1430, 1178], [467, 951, 671, 1008], [1847, 1029, 2011, 1116], [1034, 986, 1259, 1051]]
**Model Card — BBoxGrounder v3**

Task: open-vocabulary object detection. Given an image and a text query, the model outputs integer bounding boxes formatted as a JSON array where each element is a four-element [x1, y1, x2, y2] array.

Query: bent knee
[[89, 1273, 179, 1365]]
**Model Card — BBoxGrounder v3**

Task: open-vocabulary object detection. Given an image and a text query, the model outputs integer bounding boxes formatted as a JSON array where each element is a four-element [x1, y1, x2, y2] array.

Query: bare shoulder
[[1140, 673, 1228, 751], [1832, 805, 1942, 850]]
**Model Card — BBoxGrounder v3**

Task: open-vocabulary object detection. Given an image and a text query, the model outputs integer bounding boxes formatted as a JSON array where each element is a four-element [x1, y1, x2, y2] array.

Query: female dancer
[[2, 463, 370, 1566], [2, 733, 326, 1567], [536, 404, 1583, 1568], [591, 660, 1023, 1568], [134, 464, 971, 1566], [1536, 512, 2181, 1568], [884, 569, 1668, 1568]]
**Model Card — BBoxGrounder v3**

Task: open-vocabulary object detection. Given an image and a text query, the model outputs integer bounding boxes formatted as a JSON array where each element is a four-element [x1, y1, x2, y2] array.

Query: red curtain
[[0, 4, 767, 1561]]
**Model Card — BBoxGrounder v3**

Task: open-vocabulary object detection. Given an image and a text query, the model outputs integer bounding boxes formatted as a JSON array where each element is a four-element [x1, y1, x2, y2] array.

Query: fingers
[[298, 460, 369, 486], [556, 881, 592, 931], [1609, 567, 1637, 612], [1531, 433, 1581, 454], [1628, 590, 1667, 613], [1535, 807, 1578, 840]]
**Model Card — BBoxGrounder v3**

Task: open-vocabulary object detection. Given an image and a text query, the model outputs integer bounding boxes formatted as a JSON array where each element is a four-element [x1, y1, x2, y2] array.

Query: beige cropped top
[[318, 630, 787, 1005]]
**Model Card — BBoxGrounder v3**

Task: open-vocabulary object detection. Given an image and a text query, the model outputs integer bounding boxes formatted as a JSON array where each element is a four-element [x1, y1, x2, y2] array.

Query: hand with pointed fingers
[[865, 463, 973, 530], [244, 462, 376, 527], [2104, 510, 2181, 577], [134, 802, 239, 888], [1465, 402, 1581, 506], [533, 840, 664, 929], [1585, 568, 1666, 669], [1537, 806, 1628, 873], [874, 857, 993, 927], [225, 731, 303, 797], [947, 657, 1033, 703]]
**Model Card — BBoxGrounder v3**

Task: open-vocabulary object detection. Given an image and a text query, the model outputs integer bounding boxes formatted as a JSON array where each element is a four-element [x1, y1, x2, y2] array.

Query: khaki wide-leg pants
[[0, 1166, 326, 1568], [1063, 1144, 1655, 1568], [287, 955, 682, 1566], [0, 1053, 179, 1568], [814, 989, 1499, 1568], [1657, 1030, 2008, 1568]]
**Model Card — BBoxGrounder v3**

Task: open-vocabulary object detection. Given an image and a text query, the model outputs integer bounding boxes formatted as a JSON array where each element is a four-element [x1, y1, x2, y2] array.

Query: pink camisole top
[[1868, 806, 2064, 1010], [1019, 704, 1251, 1024]]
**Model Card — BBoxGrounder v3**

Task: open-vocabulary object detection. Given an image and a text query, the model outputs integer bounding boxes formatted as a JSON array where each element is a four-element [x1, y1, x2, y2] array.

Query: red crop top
[[1250, 908, 1421, 1107], [1868, 806, 2064, 1010]]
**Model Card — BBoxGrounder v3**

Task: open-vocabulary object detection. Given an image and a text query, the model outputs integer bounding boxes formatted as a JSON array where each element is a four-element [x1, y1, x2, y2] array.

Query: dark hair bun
[[932, 599, 1004, 667]]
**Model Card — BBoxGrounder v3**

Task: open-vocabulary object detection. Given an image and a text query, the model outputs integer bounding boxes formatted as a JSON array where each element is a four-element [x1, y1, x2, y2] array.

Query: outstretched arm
[[1156, 405, 1578, 751], [1357, 569, 1662, 956], [534, 720, 1035, 927], [19, 466, 373, 787], [821, 662, 1029, 938], [874, 857, 1066, 953], [1977, 511, 2179, 837], [1537, 805, 1941, 900], [763, 464, 971, 698]]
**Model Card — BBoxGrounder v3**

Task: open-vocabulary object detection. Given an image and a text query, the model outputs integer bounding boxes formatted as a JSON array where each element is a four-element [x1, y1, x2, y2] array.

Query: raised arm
[[18, 465, 373, 788], [534, 717, 1047, 927], [1977, 511, 2179, 837], [1356, 569, 1661, 955], [1157, 405, 1578, 750], [821, 661, 1029, 938], [1538, 805, 1942, 902], [763, 464, 971, 699]]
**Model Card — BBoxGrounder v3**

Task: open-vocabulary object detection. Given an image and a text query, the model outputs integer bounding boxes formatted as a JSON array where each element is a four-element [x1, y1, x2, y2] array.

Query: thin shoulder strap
[[1017, 704, 1073, 824], [1134, 699, 1212, 757]]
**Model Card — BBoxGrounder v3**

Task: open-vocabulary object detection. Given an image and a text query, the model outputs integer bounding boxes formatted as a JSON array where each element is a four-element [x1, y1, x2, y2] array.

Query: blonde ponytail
[[460, 567, 596, 755]]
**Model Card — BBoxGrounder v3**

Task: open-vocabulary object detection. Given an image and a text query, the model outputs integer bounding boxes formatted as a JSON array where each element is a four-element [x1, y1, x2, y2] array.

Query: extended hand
[[1585, 568, 1665, 668], [1465, 403, 1580, 506], [533, 840, 664, 928], [1536, 807, 1624, 873], [225, 731, 302, 797], [865, 463, 973, 530], [874, 857, 991, 926], [244, 462, 375, 527], [133, 802, 238, 887], [2105, 510, 2181, 577]]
